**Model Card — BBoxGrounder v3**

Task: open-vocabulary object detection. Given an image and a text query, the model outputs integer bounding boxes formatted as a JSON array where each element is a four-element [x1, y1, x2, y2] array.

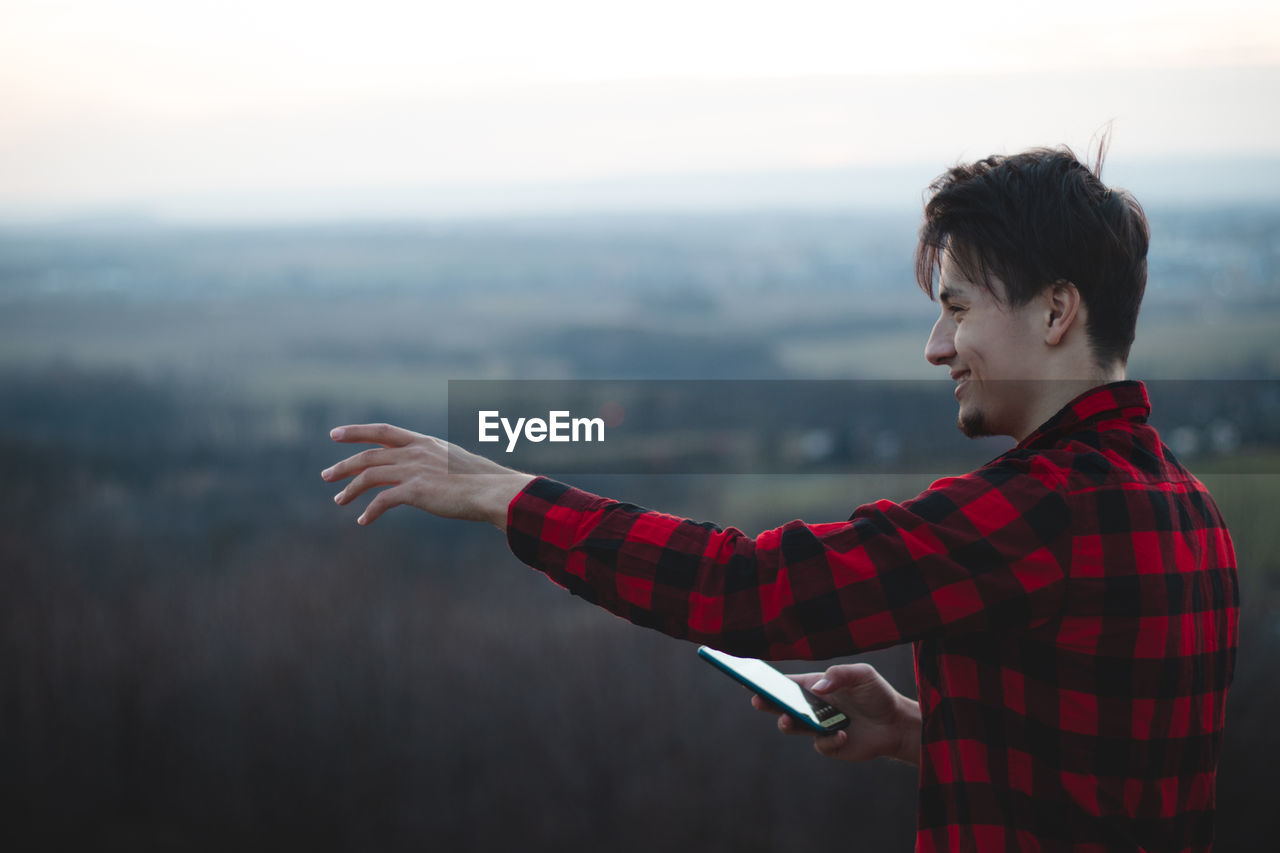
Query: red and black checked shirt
[[506, 381, 1239, 852]]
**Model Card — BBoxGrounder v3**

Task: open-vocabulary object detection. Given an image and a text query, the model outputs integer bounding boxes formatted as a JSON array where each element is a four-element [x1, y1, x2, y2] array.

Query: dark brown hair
[[915, 137, 1150, 366]]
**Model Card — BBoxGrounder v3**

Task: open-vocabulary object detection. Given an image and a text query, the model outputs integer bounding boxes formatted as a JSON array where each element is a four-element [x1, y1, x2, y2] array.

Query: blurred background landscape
[[2, 202, 1279, 851], [3, 1, 1279, 850]]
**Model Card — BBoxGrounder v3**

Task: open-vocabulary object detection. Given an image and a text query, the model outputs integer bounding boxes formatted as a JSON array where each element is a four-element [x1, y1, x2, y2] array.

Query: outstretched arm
[[323, 423, 1068, 663], [752, 663, 921, 765], [321, 424, 535, 529]]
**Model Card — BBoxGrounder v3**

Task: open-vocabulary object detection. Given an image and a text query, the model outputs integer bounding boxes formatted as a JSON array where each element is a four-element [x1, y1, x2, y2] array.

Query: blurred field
[[1, 206, 1278, 850]]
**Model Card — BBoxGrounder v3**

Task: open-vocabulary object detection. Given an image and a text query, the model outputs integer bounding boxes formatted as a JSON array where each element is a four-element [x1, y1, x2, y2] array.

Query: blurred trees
[[0, 370, 921, 851], [2, 369, 1276, 851]]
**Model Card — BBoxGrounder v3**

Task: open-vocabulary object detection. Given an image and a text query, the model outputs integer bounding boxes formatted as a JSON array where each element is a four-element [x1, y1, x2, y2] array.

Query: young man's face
[[923, 251, 1045, 439]]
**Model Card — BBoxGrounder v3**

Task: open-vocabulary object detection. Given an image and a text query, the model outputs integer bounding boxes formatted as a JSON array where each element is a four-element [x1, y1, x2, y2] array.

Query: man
[[321, 145, 1238, 851]]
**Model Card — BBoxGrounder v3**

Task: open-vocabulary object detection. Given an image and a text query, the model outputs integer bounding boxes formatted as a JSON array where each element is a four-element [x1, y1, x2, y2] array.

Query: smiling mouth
[[952, 372, 970, 399]]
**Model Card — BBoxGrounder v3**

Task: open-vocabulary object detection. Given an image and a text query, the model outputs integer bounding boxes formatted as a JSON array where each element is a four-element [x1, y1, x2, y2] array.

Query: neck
[[1011, 362, 1126, 442]]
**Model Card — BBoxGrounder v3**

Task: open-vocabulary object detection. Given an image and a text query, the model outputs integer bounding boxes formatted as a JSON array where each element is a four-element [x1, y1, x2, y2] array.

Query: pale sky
[[2, 0, 1278, 219]]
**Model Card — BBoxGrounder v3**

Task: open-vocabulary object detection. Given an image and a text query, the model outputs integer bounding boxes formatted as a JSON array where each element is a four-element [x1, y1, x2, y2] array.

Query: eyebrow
[[939, 284, 966, 305]]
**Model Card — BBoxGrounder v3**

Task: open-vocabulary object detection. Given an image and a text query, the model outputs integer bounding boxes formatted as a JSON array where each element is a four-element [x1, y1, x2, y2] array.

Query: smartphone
[[697, 646, 849, 735]]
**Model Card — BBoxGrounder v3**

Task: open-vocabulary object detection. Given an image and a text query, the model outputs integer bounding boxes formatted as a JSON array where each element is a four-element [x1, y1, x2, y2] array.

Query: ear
[[1042, 280, 1082, 346]]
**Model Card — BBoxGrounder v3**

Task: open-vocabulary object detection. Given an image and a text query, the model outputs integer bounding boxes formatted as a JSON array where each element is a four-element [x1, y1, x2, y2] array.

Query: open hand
[[321, 423, 535, 529]]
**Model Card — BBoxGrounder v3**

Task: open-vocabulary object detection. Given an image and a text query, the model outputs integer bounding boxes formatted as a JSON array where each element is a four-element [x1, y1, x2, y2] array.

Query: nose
[[924, 315, 955, 366]]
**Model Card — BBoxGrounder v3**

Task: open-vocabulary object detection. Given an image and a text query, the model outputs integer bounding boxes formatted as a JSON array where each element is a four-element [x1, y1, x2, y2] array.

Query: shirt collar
[[1016, 380, 1150, 450]]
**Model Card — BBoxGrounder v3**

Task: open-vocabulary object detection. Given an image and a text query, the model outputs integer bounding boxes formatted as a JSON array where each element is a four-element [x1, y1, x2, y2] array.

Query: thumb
[[811, 662, 878, 694]]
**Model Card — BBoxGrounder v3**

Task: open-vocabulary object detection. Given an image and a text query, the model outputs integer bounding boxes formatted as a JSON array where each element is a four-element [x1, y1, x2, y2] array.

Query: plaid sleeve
[[506, 460, 1072, 660]]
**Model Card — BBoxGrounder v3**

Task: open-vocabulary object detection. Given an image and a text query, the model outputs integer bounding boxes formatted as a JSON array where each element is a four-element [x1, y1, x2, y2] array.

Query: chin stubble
[[957, 408, 993, 438]]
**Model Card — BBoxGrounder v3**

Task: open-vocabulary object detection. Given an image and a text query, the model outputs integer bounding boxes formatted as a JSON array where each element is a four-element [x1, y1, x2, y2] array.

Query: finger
[[330, 423, 416, 448], [776, 713, 814, 737], [335, 465, 402, 506], [321, 447, 395, 482], [813, 730, 848, 755], [358, 484, 411, 526], [751, 694, 783, 716]]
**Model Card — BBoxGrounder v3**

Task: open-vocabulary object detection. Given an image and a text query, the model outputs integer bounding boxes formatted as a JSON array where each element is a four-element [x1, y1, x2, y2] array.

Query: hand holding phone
[[697, 646, 850, 735]]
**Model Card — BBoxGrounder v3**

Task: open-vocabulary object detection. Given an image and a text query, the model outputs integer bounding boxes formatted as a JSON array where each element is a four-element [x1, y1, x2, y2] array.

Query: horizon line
[[3, 154, 1279, 229]]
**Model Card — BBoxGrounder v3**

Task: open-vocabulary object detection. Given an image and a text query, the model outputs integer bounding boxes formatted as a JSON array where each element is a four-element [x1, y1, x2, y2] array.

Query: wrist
[[483, 472, 537, 530]]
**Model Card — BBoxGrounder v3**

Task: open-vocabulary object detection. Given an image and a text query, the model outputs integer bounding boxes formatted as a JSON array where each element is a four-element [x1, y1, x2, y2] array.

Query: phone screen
[[698, 646, 849, 734]]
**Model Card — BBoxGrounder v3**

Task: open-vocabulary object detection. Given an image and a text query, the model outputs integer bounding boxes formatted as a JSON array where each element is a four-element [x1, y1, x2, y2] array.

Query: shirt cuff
[[505, 476, 613, 569]]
